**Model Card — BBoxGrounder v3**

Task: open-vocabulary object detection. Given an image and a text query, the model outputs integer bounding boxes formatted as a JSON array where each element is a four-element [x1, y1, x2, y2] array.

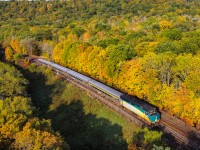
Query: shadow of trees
[[155, 125, 200, 150], [23, 68, 66, 113], [26, 71, 52, 112], [187, 131, 200, 150], [48, 101, 127, 150], [161, 132, 179, 149], [0, 44, 4, 60]]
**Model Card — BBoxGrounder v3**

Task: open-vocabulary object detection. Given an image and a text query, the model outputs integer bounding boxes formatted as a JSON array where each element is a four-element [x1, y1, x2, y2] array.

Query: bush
[[155, 42, 179, 54], [126, 31, 147, 41], [163, 29, 182, 40], [95, 23, 111, 32], [132, 128, 162, 149], [13, 53, 22, 63], [97, 38, 120, 48], [72, 27, 85, 38]]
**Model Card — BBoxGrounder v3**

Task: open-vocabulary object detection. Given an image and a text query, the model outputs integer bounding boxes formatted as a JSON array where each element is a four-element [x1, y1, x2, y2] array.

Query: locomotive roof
[[120, 94, 156, 112]]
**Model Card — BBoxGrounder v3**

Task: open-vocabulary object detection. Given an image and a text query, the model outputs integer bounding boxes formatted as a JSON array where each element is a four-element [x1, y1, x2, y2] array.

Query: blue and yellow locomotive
[[120, 94, 160, 124]]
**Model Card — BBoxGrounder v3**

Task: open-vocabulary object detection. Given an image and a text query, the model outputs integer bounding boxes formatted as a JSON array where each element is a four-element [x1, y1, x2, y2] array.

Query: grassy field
[[23, 65, 139, 150]]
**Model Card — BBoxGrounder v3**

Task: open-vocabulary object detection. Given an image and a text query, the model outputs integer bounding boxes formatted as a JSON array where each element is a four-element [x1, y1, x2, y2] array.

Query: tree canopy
[[0, 62, 28, 97], [0, 63, 69, 149], [1, 0, 200, 131]]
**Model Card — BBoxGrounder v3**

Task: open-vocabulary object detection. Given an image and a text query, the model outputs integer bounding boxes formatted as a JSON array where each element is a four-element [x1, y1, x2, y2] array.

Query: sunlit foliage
[[0, 0, 200, 129]]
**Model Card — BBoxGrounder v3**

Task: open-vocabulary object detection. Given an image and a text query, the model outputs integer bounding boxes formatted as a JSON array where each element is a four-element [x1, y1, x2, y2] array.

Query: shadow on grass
[[26, 71, 52, 112], [48, 101, 128, 150], [22, 67, 128, 150], [22, 68, 66, 113]]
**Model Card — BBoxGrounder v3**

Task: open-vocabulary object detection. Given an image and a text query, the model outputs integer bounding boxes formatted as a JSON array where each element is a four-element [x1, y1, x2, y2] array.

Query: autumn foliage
[[0, 63, 69, 149], [1, 0, 200, 128]]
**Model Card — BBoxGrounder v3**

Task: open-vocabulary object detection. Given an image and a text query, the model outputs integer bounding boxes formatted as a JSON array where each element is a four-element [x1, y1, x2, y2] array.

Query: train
[[37, 58, 161, 125]]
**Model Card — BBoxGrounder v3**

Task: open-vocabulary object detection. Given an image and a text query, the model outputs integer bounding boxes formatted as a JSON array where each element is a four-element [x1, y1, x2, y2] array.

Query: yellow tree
[[52, 43, 64, 64], [117, 58, 146, 98], [13, 118, 69, 150], [10, 39, 21, 53], [5, 47, 14, 61], [171, 84, 193, 124], [193, 98, 200, 128], [155, 84, 175, 109], [159, 20, 172, 30]]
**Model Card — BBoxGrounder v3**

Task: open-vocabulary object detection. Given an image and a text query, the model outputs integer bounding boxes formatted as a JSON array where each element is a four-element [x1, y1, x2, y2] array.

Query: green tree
[[132, 128, 162, 149], [0, 63, 28, 97], [155, 52, 176, 86], [155, 42, 179, 54], [152, 144, 171, 150], [72, 27, 85, 38], [126, 31, 147, 41], [179, 37, 200, 54], [106, 44, 136, 77], [163, 29, 182, 40], [95, 23, 111, 32], [97, 38, 120, 48], [13, 53, 22, 64]]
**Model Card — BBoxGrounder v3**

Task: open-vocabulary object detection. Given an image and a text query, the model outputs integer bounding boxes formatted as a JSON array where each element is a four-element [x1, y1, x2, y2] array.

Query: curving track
[[34, 58, 200, 150], [160, 111, 200, 150]]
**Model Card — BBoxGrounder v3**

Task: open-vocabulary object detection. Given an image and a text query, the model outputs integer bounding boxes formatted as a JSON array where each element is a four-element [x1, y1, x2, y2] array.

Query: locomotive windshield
[[148, 109, 157, 116]]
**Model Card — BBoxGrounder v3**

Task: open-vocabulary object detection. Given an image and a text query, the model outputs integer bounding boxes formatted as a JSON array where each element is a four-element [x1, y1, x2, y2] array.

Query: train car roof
[[51, 63, 70, 73], [89, 80, 123, 98], [38, 59, 53, 65], [67, 70, 91, 82], [120, 94, 156, 112]]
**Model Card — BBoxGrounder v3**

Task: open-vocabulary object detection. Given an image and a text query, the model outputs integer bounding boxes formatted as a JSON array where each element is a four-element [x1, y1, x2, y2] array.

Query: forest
[[0, 0, 200, 135], [0, 62, 69, 149]]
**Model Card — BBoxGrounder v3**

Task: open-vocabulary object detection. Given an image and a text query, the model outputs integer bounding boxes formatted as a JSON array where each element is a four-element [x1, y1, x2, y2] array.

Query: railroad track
[[35, 59, 200, 150], [160, 111, 200, 150]]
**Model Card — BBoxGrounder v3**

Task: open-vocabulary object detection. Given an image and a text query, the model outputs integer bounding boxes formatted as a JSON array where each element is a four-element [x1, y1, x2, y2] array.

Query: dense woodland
[[0, 0, 200, 129], [0, 63, 69, 149]]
